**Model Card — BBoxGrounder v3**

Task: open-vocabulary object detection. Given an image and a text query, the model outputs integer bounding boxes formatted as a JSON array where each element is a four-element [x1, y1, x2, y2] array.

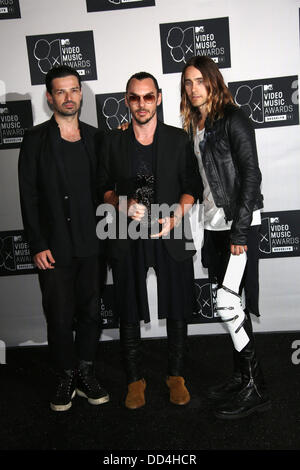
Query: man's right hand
[[127, 199, 146, 221], [33, 250, 55, 270], [118, 122, 129, 131]]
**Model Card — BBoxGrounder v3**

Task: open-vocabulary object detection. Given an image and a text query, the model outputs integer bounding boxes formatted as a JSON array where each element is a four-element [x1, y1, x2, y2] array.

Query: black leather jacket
[[198, 104, 263, 245]]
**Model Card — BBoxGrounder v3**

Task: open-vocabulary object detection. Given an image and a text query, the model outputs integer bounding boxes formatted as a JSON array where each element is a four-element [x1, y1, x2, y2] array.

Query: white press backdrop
[[0, 0, 300, 347]]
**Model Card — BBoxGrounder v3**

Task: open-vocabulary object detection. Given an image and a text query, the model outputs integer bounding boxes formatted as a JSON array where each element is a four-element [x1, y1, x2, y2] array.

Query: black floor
[[1, 331, 300, 457]]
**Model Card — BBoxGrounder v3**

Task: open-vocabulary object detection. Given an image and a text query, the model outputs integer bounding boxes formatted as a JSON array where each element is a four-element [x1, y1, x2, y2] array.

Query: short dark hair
[[126, 71, 159, 93], [45, 65, 82, 94]]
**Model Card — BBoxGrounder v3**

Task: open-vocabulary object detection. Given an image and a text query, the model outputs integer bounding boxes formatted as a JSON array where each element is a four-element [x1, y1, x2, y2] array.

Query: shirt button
[[67, 217, 71, 222], [64, 195, 69, 199]]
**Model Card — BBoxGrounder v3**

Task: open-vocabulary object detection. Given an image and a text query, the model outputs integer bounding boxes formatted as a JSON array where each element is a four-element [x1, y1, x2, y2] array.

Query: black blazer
[[18, 115, 102, 265], [98, 120, 202, 262]]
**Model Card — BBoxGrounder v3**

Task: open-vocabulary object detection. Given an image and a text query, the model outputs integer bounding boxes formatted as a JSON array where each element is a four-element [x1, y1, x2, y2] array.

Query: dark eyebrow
[[184, 77, 203, 82], [54, 87, 80, 92]]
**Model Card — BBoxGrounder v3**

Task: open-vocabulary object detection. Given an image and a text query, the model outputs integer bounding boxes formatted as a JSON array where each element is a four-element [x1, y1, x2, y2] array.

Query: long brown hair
[[180, 56, 235, 133]]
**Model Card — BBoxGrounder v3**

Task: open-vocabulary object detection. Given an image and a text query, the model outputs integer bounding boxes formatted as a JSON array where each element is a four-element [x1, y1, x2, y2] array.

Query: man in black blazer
[[98, 72, 202, 409], [18, 65, 109, 411]]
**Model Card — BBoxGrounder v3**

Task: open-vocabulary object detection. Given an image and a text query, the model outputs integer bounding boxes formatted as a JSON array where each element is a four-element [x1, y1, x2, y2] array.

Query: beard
[[53, 100, 81, 117], [132, 108, 156, 125]]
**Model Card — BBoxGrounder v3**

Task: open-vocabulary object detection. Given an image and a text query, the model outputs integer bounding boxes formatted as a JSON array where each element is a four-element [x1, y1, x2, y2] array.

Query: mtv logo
[[0, 107, 8, 114], [78, 70, 85, 76], [61, 39, 70, 46], [14, 235, 22, 242], [264, 84, 273, 91], [195, 26, 204, 33], [270, 217, 279, 223]]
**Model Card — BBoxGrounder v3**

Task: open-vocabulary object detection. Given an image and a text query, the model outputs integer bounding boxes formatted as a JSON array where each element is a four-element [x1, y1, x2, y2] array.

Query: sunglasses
[[127, 93, 156, 104]]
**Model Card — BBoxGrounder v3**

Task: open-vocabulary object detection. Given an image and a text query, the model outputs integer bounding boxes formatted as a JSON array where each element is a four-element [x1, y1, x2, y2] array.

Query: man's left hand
[[230, 244, 248, 255], [151, 216, 176, 238]]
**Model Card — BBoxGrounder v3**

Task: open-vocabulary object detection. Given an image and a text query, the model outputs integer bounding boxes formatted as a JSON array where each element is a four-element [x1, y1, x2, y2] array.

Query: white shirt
[[194, 127, 261, 231]]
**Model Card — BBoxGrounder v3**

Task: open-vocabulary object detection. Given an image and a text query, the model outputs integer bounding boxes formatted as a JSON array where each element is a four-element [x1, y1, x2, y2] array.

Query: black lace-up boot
[[76, 360, 109, 405], [50, 369, 76, 412]]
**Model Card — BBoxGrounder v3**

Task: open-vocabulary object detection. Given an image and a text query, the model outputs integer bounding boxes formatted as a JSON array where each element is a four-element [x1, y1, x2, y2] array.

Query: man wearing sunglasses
[[99, 72, 202, 409]]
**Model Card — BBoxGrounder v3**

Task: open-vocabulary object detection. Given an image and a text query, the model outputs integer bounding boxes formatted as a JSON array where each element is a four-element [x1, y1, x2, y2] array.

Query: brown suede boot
[[166, 376, 190, 405], [125, 379, 146, 409]]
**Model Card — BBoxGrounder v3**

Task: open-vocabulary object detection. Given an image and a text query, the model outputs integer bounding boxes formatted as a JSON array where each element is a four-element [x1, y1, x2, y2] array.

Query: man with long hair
[[180, 56, 271, 419]]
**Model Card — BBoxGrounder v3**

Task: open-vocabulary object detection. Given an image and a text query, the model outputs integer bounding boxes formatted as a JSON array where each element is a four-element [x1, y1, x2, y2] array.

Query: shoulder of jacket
[[79, 120, 99, 134], [25, 119, 51, 135], [223, 104, 248, 123], [158, 121, 187, 138], [21, 120, 53, 146]]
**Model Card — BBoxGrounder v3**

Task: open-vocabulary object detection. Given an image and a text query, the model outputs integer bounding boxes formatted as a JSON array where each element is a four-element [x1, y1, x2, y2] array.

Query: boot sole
[[125, 402, 145, 410], [76, 388, 110, 405], [50, 390, 76, 412], [170, 397, 191, 406], [214, 400, 272, 420]]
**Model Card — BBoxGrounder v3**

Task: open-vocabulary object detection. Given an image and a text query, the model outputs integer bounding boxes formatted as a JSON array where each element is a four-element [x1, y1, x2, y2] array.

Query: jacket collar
[[123, 119, 164, 177], [48, 114, 96, 168]]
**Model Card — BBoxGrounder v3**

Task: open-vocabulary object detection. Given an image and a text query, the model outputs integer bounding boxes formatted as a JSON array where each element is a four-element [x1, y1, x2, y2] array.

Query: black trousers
[[38, 255, 102, 370]]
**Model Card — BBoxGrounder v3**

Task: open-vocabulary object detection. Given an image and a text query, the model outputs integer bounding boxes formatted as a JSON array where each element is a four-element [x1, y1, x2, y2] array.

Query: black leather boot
[[166, 319, 190, 405], [120, 322, 145, 409], [208, 310, 254, 401], [120, 322, 143, 383], [214, 315, 271, 419], [166, 319, 187, 376], [207, 349, 242, 401]]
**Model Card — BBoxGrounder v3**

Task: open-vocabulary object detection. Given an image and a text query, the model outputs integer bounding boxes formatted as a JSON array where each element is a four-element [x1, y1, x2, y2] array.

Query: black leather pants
[[120, 319, 188, 383]]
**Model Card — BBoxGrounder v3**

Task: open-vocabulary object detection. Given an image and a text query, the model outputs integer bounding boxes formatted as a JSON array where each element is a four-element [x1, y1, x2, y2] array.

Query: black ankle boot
[[50, 369, 76, 412], [214, 316, 271, 419], [120, 322, 143, 384], [207, 310, 255, 401], [214, 355, 271, 419], [76, 360, 109, 405]]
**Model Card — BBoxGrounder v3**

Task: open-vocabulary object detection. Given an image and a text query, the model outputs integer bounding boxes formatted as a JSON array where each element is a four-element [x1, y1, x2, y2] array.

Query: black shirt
[[131, 138, 155, 222], [62, 139, 98, 257], [130, 137, 157, 266]]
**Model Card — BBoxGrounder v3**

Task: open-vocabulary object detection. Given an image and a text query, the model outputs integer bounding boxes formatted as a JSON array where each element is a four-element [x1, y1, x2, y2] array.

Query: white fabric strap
[[217, 253, 249, 352]]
